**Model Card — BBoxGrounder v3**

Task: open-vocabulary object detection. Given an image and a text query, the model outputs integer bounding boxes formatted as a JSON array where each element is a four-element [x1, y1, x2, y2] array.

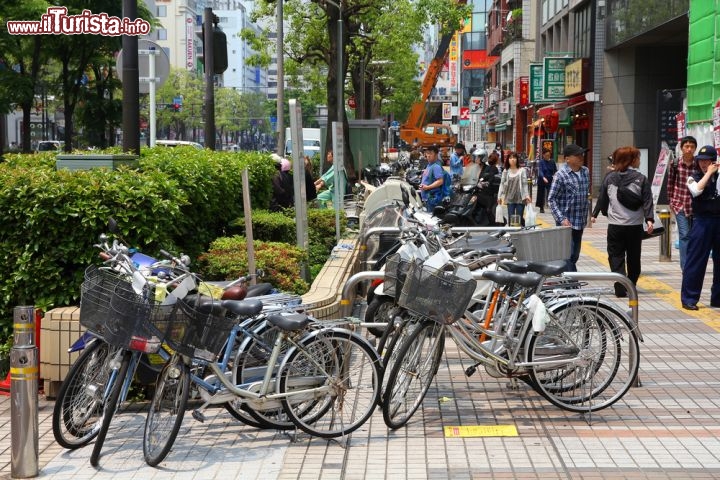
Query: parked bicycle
[[379, 229, 641, 429]]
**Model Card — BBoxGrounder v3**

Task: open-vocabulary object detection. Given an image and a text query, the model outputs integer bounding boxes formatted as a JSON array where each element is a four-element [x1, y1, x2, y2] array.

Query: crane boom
[[400, 1, 467, 148]]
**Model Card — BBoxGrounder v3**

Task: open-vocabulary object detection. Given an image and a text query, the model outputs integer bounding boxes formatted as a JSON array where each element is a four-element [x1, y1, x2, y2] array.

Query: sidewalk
[[2, 212, 720, 479]]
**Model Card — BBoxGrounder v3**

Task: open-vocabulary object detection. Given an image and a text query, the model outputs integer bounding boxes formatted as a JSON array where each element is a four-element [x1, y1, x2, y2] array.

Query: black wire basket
[[164, 298, 236, 362], [398, 261, 477, 325], [383, 253, 413, 303], [79, 265, 175, 352]]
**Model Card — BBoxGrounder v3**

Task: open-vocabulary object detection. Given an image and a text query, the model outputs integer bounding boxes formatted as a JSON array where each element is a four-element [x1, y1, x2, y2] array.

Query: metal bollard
[[11, 306, 39, 479], [658, 208, 672, 262]]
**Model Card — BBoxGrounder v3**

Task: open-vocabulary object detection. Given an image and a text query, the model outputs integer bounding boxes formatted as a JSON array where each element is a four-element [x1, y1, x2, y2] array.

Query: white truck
[[284, 127, 322, 159]]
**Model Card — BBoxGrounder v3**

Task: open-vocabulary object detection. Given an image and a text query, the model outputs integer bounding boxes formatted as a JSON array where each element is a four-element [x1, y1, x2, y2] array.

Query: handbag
[[642, 212, 664, 240], [495, 204, 505, 224], [525, 204, 537, 227]]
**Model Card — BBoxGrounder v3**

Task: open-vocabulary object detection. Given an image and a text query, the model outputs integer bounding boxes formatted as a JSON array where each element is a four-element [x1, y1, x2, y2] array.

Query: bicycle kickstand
[[191, 401, 212, 423]]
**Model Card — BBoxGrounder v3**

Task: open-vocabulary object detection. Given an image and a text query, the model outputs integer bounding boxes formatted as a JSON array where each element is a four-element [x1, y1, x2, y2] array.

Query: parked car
[[155, 140, 203, 149], [36, 140, 64, 152]]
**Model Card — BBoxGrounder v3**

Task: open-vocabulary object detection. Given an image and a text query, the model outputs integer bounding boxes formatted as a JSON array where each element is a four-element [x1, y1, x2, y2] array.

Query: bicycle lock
[[10, 305, 39, 478]]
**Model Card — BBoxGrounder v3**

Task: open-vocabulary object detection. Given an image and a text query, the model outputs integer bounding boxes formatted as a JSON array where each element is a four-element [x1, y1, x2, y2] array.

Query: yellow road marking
[[580, 240, 720, 332], [444, 425, 518, 437]]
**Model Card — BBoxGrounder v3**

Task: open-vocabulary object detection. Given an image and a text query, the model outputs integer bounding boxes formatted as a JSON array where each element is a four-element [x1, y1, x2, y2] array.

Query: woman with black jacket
[[591, 146, 654, 297]]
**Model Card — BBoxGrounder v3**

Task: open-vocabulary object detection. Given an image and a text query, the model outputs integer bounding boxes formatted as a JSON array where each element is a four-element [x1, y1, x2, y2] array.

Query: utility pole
[[276, 1, 284, 156], [121, 0, 140, 154]]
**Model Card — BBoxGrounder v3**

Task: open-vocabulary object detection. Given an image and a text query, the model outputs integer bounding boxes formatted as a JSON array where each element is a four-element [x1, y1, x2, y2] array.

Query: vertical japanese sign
[[713, 99, 720, 150], [676, 111, 686, 141], [442, 103, 452, 120], [449, 33, 458, 89], [543, 57, 572, 100], [529, 63, 544, 103], [185, 17, 195, 70]]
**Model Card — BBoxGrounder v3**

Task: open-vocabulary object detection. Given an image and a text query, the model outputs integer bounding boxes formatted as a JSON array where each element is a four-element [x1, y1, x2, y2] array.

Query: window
[[157, 29, 167, 41], [156, 5, 166, 17]]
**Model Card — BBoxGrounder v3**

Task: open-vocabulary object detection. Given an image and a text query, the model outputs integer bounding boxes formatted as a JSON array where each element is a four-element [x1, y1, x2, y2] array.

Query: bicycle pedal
[[464, 365, 477, 377], [192, 410, 206, 423]]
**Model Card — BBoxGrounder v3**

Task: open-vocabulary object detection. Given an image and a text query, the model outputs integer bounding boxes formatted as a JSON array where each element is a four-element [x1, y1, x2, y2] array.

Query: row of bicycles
[[53, 220, 382, 467], [52, 207, 641, 468], [369, 203, 640, 429]]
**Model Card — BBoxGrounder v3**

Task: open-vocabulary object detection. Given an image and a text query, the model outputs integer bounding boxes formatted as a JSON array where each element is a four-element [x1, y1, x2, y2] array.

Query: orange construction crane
[[399, 5, 467, 149]]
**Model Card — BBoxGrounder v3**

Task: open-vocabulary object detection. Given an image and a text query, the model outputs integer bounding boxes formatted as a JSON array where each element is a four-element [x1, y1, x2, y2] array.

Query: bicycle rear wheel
[[89, 349, 132, 467], [528, 301, 639, 412], [143, 353, 190, 467], [52, 340, 118, 449], [278, 329, 381, 438], [382, 320, 445, 429]]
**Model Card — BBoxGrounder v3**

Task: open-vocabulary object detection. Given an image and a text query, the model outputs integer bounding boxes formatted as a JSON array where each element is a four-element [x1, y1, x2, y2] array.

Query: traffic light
[[172, 103, 181, 112], [200, 17, 228, 74]]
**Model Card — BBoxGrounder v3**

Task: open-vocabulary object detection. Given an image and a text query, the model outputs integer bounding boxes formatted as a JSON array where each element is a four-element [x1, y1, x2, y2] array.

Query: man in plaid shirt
[[667, 136, 697, 270], [549, 144, 590, 272]]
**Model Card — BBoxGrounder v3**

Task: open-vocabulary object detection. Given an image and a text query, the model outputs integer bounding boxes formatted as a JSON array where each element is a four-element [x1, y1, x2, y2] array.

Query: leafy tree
[[0, 0, 50, 154], [247, 0, 469, 179]]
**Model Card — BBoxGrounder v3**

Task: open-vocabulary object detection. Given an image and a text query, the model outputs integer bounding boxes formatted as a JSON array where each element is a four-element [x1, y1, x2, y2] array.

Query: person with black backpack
[[591, 146, 654, 297]]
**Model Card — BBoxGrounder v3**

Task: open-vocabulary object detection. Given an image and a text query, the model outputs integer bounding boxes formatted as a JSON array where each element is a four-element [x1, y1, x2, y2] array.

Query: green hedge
[[0, 149, 276, 328], [198, 236, 310, 294], [213, 208, 347, 285]]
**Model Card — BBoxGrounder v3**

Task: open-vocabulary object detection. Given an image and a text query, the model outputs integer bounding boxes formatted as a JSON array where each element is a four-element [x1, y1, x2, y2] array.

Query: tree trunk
[[326, 7, 356, 182]]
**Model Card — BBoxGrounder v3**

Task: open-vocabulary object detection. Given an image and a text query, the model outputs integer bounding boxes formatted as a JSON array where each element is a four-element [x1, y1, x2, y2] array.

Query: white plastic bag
[[525, 204, 537, 227], [495, 204, 505, 224], [526, 294, 548, 332]]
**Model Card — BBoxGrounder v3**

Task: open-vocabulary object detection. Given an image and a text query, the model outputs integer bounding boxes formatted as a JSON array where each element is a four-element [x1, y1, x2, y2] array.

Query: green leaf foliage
[[198, 236, 309, 294], [0, 149, 276, 330]]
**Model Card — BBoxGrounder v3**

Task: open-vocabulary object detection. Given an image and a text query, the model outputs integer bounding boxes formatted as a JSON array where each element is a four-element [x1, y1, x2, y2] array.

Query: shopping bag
[[525, 204, 537, 227], [495, 204, 505, 224]]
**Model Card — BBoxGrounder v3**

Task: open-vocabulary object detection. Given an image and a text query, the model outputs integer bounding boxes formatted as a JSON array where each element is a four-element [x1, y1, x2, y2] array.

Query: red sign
[[517, 77, 529, 106], [462, 50, 499, 70], [347, 95, 356, 109], [459, 107, 470, 121]]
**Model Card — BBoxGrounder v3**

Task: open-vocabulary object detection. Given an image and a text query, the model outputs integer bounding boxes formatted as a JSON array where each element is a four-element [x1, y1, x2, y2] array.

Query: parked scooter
[[433, 172, 502, 226]]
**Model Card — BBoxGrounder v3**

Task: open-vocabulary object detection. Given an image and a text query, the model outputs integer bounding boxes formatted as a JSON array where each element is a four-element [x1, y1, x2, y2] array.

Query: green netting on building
[[687, 0, 720, 122]]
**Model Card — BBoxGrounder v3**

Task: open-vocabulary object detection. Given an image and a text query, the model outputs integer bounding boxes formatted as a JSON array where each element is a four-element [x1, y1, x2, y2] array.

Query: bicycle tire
[[382, 320, 444, 429], [528, 301, 639, 412], [378, 313, 420, 404], [364, 295, 394, 337], [52, 340, 118, 449], [89, 349, 132, 467], [143, 354, 190, 467], [278, 329, 381, 438]]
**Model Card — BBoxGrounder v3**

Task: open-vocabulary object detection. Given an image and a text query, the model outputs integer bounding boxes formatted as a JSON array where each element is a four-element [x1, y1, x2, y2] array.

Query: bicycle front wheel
[[528, 301, 639, 413], [382, 320, 445, 429], [89, 349, 132, 467], [52, 340, 119, 449], [278, 329, 381, 438], [143, 353, 190, 467]]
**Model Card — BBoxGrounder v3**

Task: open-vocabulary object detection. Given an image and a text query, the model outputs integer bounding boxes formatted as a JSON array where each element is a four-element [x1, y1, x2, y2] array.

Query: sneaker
[[539, 208, 545, 213], [710, 302, 720, 308], [682, 303, 699, 311]]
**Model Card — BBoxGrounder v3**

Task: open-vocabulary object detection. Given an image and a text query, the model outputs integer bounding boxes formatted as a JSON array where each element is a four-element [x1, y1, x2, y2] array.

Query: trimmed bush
[[0, 149, 276, 328], [198, 236, 309, 294]]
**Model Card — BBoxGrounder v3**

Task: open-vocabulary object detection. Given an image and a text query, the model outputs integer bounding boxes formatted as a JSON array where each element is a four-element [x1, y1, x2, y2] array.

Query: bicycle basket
[[164, 298, 235, 362], [509, 227, 571, 262], [383, 253, 413, 302], [398, 261, 477, 324], [79, 265, 174, 352]]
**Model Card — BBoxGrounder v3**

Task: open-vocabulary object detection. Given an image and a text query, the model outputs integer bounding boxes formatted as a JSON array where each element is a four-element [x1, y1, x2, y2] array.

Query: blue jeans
[[507, 203, 526, 226], [675, 210, 692, 271], [555, 222, 584, 272]]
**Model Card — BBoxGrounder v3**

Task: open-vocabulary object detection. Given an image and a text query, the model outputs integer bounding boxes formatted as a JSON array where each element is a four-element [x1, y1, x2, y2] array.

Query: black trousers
[[607, 223, 644, 296], [536, 180, 551, 208]]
